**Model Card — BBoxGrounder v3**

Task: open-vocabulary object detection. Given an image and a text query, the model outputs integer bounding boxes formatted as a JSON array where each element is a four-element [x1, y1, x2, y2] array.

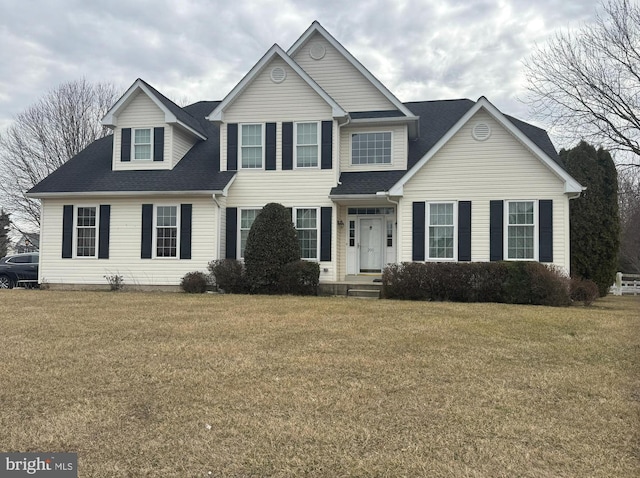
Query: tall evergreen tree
[[0, 209, 10, 258], [559, 141, 620, 295], [244, 203, 300, 294]]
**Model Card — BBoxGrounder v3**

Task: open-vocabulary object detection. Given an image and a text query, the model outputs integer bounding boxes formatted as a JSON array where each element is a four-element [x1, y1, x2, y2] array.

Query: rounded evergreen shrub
[[208, 259, 247, 293], [244, 203, 300, 294], [180, 271, 209, 294], [278, 260, 320, 295]]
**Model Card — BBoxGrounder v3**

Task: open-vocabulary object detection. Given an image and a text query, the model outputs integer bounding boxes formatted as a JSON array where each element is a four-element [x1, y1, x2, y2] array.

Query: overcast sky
[[0, 0, 606, 145]]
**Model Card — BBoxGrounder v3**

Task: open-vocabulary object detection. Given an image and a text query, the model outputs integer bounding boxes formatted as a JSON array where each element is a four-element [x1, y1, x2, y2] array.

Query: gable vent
[[270, 66, 287, 84], [472, 122, 491, 141], [309, 42, 326, 60]]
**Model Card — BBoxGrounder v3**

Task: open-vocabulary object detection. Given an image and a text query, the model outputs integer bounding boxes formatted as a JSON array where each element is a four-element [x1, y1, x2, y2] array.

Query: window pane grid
[[507, 201, 535, 259], [241, 125, 263, 168], [156, 206, 177, 257], [428, 203, 454, 259], [76, 207, 96, 257], [134, 129, 151, 160], [296, 123, 318, 168], [296, 209, 318, 259], [352, 132, 391, 164], [240, 209, 260, 258]]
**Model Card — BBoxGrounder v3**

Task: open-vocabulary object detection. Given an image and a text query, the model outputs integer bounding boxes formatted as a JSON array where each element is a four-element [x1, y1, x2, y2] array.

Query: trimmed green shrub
[[180, 271, 209, 294], [278, 260, 320, 295], [208, 259, 247, 293], [244, 203, 300, 294], [570, 278, 600, 306], [382, 261, 572, 306]]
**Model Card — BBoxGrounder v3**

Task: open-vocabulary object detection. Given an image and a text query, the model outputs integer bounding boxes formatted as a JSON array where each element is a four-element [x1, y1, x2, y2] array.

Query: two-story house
[[27, 22, 583, 289]]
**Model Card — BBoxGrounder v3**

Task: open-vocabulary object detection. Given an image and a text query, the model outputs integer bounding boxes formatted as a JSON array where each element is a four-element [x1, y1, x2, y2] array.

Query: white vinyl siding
[[172, 127, 197, 167], [223, 57, 332, 123], [399, 109, 571, 273], [292, 32, 397, 112], [38, 196, 220, 287]]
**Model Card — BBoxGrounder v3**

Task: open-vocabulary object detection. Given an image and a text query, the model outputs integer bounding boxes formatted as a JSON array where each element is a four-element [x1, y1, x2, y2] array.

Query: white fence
[[611, 272, 640, 296]]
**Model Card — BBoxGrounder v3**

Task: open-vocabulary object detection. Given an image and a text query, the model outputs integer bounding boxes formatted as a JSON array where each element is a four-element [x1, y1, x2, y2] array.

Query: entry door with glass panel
[[359, 218, 383, 272]]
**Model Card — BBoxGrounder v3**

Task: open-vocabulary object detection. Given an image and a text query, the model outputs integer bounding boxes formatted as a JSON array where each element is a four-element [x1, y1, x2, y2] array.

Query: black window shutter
[[225, 207, 237, 259], [62, 205, 73, 259], [265, 123, 276, 170], [458, 201, 471, 261], [227, 123, 238, 171], [320, 207, 332, 261], [321, 121, 333, 169], [98, 205, 111, 259], [412, 202, 425, 261], [286, 207, 293, 222], [490, 200, 504, 261], [282, 122, 293, 170], [180, 204, 192, 260], [121, 128, 131, 162], [141, 204, 153, 259], [539, 200, 553, 262], [153, 127, 164, 162]]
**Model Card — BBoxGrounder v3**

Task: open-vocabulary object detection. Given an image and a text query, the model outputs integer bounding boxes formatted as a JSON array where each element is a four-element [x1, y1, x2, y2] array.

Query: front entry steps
[[346, 287, 381, 299]]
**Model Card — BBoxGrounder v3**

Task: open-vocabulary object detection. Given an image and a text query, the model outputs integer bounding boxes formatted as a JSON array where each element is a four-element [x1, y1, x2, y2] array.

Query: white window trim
[[239, 123, 265, 170], [132, 127, 154, 161], [153, 204, 180, 259], [293, 206, 320, 261], [426, 201, 458, 261], [72, 205, 99, 259], [504, 200, 538, 261], [350, 130, 393, 167], [237, 207, 262, 260], [294, 121, 320, 169]]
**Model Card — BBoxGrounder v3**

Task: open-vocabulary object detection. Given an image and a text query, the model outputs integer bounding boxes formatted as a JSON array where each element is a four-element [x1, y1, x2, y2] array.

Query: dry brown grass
[[0, 291, 638, 477]]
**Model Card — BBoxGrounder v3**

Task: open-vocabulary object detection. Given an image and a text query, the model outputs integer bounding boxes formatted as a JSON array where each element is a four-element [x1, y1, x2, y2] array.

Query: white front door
[[359, 218, 383, 272]]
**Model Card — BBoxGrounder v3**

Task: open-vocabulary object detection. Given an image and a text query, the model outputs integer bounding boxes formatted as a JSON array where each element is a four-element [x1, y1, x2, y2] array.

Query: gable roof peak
[[102, 78, 207, 139], [288, 21, 416, 119], [206, 42, 347, 122]]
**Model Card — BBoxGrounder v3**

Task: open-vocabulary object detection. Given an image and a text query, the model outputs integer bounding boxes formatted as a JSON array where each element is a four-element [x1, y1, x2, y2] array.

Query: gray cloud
[[0, 0, 602, 132]]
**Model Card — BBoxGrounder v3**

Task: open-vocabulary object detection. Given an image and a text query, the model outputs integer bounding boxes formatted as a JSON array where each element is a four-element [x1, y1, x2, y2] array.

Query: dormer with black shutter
[[102, 79, 207, 171]]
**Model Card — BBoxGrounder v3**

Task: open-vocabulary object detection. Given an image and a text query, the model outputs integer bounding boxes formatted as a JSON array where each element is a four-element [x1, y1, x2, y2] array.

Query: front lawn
[[0, 291, 638, 477]]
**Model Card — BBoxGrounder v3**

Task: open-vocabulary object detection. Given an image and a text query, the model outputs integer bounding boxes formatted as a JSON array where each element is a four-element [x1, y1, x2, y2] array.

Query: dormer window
[[134, 128, 152, 160]]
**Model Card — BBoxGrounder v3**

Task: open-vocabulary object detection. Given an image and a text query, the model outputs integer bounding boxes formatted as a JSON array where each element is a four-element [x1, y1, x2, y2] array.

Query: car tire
[[0, 275, 14, 289]]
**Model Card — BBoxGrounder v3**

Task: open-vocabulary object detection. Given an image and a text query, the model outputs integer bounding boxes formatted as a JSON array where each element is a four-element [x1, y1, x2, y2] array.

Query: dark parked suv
[[0, 253, 39, 288]]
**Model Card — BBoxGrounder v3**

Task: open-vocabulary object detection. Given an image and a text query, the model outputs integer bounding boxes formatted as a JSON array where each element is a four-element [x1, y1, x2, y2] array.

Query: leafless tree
[[524, 0, 640, 168], [618, 167, 640, 272], [0, 79, 120, 228]]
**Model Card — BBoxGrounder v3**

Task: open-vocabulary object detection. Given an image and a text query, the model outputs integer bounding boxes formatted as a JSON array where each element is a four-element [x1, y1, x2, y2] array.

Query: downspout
[[212, 194, 221, 259]]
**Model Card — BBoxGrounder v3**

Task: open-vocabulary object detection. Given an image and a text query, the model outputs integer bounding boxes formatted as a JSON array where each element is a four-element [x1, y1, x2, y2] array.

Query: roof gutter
[[26, 190, 225, 199]]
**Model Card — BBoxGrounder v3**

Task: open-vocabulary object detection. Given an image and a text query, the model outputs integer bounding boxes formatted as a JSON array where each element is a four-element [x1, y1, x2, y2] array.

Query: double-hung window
[[351, 132, 392, 165], [240, 124, 263, 169], [76, 206, 97, 257], [155, 206, 178, 258], [507, 201, 535, 259], [239, 209, 260, 258], [428, 203, 455, 260], [294, 208, 319, 260], [295, 122, 319, 168], [134, 128, 152, 160]]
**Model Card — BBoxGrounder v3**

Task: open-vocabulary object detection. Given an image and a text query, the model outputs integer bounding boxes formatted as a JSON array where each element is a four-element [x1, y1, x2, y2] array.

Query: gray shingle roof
[[29, 94, 562, 197], [28, 101, 235, 194]]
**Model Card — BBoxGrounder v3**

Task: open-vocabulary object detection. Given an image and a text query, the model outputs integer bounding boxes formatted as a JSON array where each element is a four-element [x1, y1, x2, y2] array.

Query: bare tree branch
[[0, 79, 120, 228], [524, 0, 640, 167]]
